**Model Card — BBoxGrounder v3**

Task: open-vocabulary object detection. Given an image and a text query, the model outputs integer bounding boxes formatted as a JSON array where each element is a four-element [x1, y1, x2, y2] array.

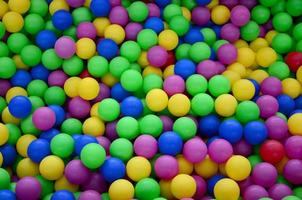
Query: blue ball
[[249, 79, 260, 98], [295, 96, 302, 109], [30, 65, 50, 81], [209, 48, 216, 60], [158, 131, 183, 156], [211, 25, 222, 38], [144, 17, 165, 34], [121, 96, 143, 118], [40, 128, 60, 142], [74, 135, 98, 155], [8, 96, 32, 118], [51, 190, 75, 200], [111, 83, 131, 102], [207, 175, 225, 195], [244, 121, 268, 145], [11, 70, 32, 88], [154, 0, 171, 7], [219, 119, 243, 144], [0, 144, 17, 167], [97, 39, 118, 60], [52, 10, 73, 30], [196, 0, 211, 6], [100, 157, 126, 182], [199, 115, 220, 138], [184, 28, 204, 44], [290, 109, 302, 116], [36, 30, 57, 50], [206, 136, 221, 145], [174, 59, 196, 79], [27, 139, 51, 163], [0, 190, 16, 200], [277, 94, 296, 116], [90, 0, 111, 17], [49, 105, 66, 126]]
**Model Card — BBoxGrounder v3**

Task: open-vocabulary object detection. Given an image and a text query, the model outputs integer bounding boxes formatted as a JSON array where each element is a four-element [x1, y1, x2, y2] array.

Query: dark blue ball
[[0, 190, 16, 200], [207, 174, 225, 195], [295, 95, 302, 109], [199, 115, 220, 138], [121, 96, 143, 118], [155, 0, 171, 7], [49, 105, 66, 126], [36, 30, 57, 50], [290, 109, 302, 116], [100, 157, 126, 182], [174, 59, 196, 79], [51, 190, 75, 200], [8, 96, 32, 118], [27, 139, 51, 163], [249, 79, 260, 98], [97, 39, 118, 60], [277, 94, 295, 116], [209, 48, 216, 60], [111, 83, 131, 102], [244, 121, 268, 145], [74, 135, 98, 155], [219, 119, 243, 144], [196, 0, 211, 6], [40, 128, 60, 142], [0, 144, 17, 167], [52, 10, 73, 30], [184, 28, 204, 44], [11, 70, 32, 88], [30, 65, 50, 81], [211, 25, 222, 38], [158, 131, 183, 156], [206, 136, 221, 145], [144, 17, 165, 34], [90, 0, 111, 17]]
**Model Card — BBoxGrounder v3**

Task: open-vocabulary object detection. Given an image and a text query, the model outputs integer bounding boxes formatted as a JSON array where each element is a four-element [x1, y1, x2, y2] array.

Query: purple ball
[[125, 22, 143, 40], [96, 136, 111, 155], [252, 162, 278, 188], [183, 137, 207, 163], [220, 0, 238, 9], [285, 136, 302, 159], [154, 155, 179, 180], [134, 135, 158, 159], [215, 61, 226, 74], [91, 83, 110, 103], [147, 46, 168, 68], [191, 7, 211, 26], [238, 176, 253, 192], [283, 159, 302, 184], [208, 139, 233, 163], [193, 175, 207, 199], [259, 26, 266, 38], [217, 44, 237, 65], [54, 36, 76, 59], [220, 23, 240, 43], [81, 173, 107, 193], [0, 79, 11, 96], [197, 60, 219, 79], [256, 95, 279, 118], [147, 3, 160, 17], [109, 6, 129, 27], [78, 190, 101, 200], [261, 77, 282, 97], [105, 121, 118, 141], [233, 139, 253, 157], [68, 97, 91, 119], [268, 184, 293, 200], [263, 20, 273, 31], [66, 0, 84, 7], [109, 0, 120, 7], [239, 0, 257, 9], [77, 22, 97, 39], [230, 5, 250, 27], [163, 75, 185, 96], [16, 177, 41, 200], [243, 185, 269, 200], [48, 70, 68, 87], [160, 115, 173, 131], [265, 116, 288, 140], [65, 159, 91, 184], [32, 107, 56, 131]]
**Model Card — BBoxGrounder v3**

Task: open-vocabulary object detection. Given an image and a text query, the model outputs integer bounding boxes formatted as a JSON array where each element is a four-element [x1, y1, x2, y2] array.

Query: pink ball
[[268, 184, 293, 200], [197, 60, 219, 79], [217, 44, 237, 65], [193, 175, 207, 199], [66, 0, 84, 7], [220, 23, 240, 43], [125, 22, 143, 41], [283, 159, 302, 185], [68, 97, 91, 119], [265, 116, 288, 140], [260, 77, 282, 97], [134, 135, 158, 159], [163, 75, 185, 96], [215, 61, 226, 73], [76, 22, 97, 39], [160, 115, 173, 131], [252, 162, 278, 188], [256, 95, 279, 118], [154, 155, 179, 180], [48, 70, 68, 87], [208, 139, 233, 163], [96, 136, 111, 155], [285, 136, 302, 159], [230, 5, 250, 27], [109, 0, 121, 7], [183, 137, 207, 163], [16, 177, 41, 200], [192, 7, 211, 26], [65, 160, 91, 184], [109, 6, 129, 26], [147, 46, 168, 68], [54, 36, 76, 59], [78, 190, 101, 200], [32, 107, 56, 131], [147, 3, 160, 17], [243, 185, 269, 200]]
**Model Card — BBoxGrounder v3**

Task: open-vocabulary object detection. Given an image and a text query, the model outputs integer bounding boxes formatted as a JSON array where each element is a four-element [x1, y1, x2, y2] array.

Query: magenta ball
[[252, 162, 278, 188], [66, 0, 84, 7], [256, 95, 279, 118], [217, 44, 237, 65], [220, 23, 240, 43], [265, 116, 288, 140], [233, 139, 253, 157], [160, 115, 173, 131], [183, 137, 207, 163], [215, 61, 226, 74], [16, 177, 41, 200], [125, 22, 143, 41], [154, 155, 179, 180], [238, 176, 253, 192], [48, 70, 68, 87], [283, 159, 302, 184], [193, 175, 207, 199], [81, 173, 107, 193], [109, 0, 121, 7], [239, 0, 257, 9], [68, 97, 91, 119], [208, 139, 233, 163], [109, 6, 129, 26], [260, 77, 282, 97], [147, 3, 160, 17], [243, 185, 269, 200], [134, 135, 158, 159], [54, 36, 76, 59], [105, 121, 118, 141], [78, 190, 101, 200], [230, 5, 250, 27], [32, 107, 56, 131], [76, 22, 97, 39], [192, 7, 211, 26], [96, 136, 111, 155], [220, 0, 238, 8], [197, 60, 219, 79], [163, 75, 185, 96], [259, 26, 266, 38], [268, 184, 293, 200], [0, 79, 11, 96], [285, 136, 302, 159], [147, 45, 168, 68], [65, 159, 91, 184]]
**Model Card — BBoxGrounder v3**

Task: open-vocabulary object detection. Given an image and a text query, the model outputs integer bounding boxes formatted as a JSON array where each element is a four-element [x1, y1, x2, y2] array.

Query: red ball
[[165, 51, 176, 67], [260, 140, 285, 164], [285, 52, 302, 72], [80, 69, 91, 78]]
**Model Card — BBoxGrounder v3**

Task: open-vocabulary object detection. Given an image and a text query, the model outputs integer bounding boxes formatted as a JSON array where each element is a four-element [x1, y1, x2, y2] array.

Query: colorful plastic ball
[[261, 77, 282, 97], [78, 190, 101, 200], [27, 138, 50, 163], [147, 45, 168, 68], [154, 155, 179, 180], [285, 136, 302, 159], [65, 159, 91, 185], [282, 78, 301, 99], [36, 30, 57, 50], [126, 156, 151, 182], [219, 119, 243, 144], [189, 42, 211, 63], [109, 179, 134, 200], [90, 0, 110, 17], [8, 96, 31, 118], [198, 114, 220, 138], [260, 139, 285, 164], [268, 184, 293, 200], [30, 65, 50, 81], [214, 178, 240, 200], [96, 39, 118, 60], [116, 117, 139, 140], [208, 75, 231, 97], [288, 113, 302, 135], [256, 95, 279, 118], [120, 96, 143, 118], [78, 77, 99, 100], [158, 30, 179, 51], [76, 38, 96, 60], [168, 94, 190, 117], [134, 178, 160, 200], [98, 98, 119, 122], [244, 121, 268, 145], [100, 157, 126, 183], [16, 177, 41, 200], [144, 17, 164, 34], [208, 139, 233, 163], [80, 143, 106, 169], [0, 57, 16, 79], [268, 61, 290, 80], [51, 190, 75, 200], [272, 33, 293, 54], [183, 138, 207, 163], [211, 5, 230, 25], [2, 11, 24, 33], [283, 159, 302, 185], [217, 44, 237, 65], [158, 131, 183, 156], [243, 185, 269, 200], [39, 155, 65, 180], [11, 69, 31, 88], [207, 174, 225, 195], [0, 167, 10, 189], [170, 174, 196, 199], [240, 21, 260, 41], [110, 138, 133, 162], [120, 41, 141, 63], [134, 135, 157, 159], [52, 10, 73, 30], [232, 79, 255, 101], [215, 94, 237, 117], [172, 117, 196, 141], [265, 116, 288, 140], [0, 144, 17, 167], [235, 101, 260, 124], [50, 133, 74, 158], [191, 93, 214, 116], [285, 52, 302, 72], [252, 162, 278, 188], [273, 12, 293, 32], [32, 107, 56, 131], [226, 155, 251, 181], [230, 5, 250, 26], [186, 74, 207, 96], [54, 36, 76, 59], [120, 69, 143, 92], [174, 59, 196, 79], [0, 190, 16, 200]]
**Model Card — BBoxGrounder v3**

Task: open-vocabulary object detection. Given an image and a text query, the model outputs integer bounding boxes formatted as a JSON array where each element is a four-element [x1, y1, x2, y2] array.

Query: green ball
[[44, 86, 66, 106], [163, 4, 182, 22], [135, 178, 161, 200], [272, 33, 293, 54], [0, 168, 10, 189], [282, 196, 301, 200], [208, 75, 231, 97], [109, 56, 130, 78], [130, 63, 142, 73], [29, 96, 45, 112], [294, 187, 302, 199], [240, 21, 260, 42], [271, 0, 286, 15], [27, 80, 48, 97], [293, 23, 302, 41], [80, 143, 106, 169], [259, 0, 278, 7], [142, 99, 153, 116], [212, 40, 229, 52], [235, 101, 260, 124], [21, 115, 40, 135], [251, 5, 270, 25], [36, 175, 54, 198], [277, 175, 291, 185], [42, 194, 52, 200], [121, 0, 131, 7], [0, 97, 7, 114], [101, 193, 110, 200], [186, 74, 208, 96], [182, 0, 196, 10], [88, 56, 108, 78], [259, 198, 273, 200], [98, 98, 120, 121], [117, 117, 139, 140], [29, 0, 49, 17], [0, 22, 5, 39], [268, 61, 290, 80], [121, 69, 143, 92], [72, 7, 92, 26], [272, 12, 293, 32], [63, 26, 77, 41], [128, 1, 149, 22], [172, 0, 181, 5], [137, 29, 158, 50], [169, 15, 190, 36], [120, 41, 141, 62], [6, 124, 21, 145], [191, 93, 214, 116], [153, 198, 167, 200], [0, 57, 16, 79], [62, 55, 84, 76], [189, 42, 211, 62], [61, 118, 82, 135], [286, 0, 302, 16], [248, 155, 262, 168], [201, 28, 217, 46], [20, 45, 42, 67], [143, 74, 163, 93], [24, 14, 45, 35], [176, 43, 191, 60], [276, 112, 287, 121], [173, 117, 197, 140], [139, 114, 163, 137], [110, 138, 133, 161], [0, 42, 9, 57], [42, 49, 63, 70], [50, 133, 74, 158], [296, 40, 302, 52]]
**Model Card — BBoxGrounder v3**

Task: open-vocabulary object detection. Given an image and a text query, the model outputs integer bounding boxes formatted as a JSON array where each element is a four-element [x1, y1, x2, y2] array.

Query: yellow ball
[[282, 78, 301, 99], [250, 38, 269, 52], [168, 94, 191, 117], [214, 178, 240, 200], [16, 135, 36, 157], [2, 107, 21, 125], [248, 69, 269, 83], [207, 0, 219, 9], [55, 175, 79, 192], [126, 156, 151, 182], [0, 0, 8, 19], [83, 117, 105, 136], [109, 179, 134, 200], [159, 30, 179, 51], [84, 0, 91, 7], [215, 94, 238, 117], [177, 155, 194, 175], [171, 174, 196, 199], [2, 11, 24, 33], [232, 79, 255, 101], [13, 55, 28, 70], [237, 47, 255, 68], [227, 62, 247, 78], [0, 123, 9, 146], [256, 47, 277, 67], [288, 113, 302, 135], [194, 155, 218, 179], [146, 89, 169, 112], [0, 152, 3, 167], [8, 0, 30, 14], [181, 7, 191, 21], [76, 38, 96, 59], [16, 158, 39, 178], [222, 70, 241, 86], [90, 102, 100, 118], [163, 65, 174, 79], [39, 155, 65, 180], [211, 5, 230, 25], [64, 77, 81, 98], [297, 66, 302, 85], [225, 155, 251, 181], [78, 77, 100, 100], [142, 66, 163, 77], [234, 39, 249, 48], [104, 24, 125, 44], [219, 163, 227, 176], [101, 73, 118, 87], [6, 87, 27, 102], [93, 17, 110, 37], [265, 30, 277, 45], [276, 156, 289, 174], [159, 180, 174, 199], [138, 51, 149, 67], [49, 0, 69, 15]]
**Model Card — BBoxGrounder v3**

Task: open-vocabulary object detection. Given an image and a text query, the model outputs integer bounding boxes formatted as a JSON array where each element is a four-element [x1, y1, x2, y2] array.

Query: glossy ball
[[8, 96, 32, 118]]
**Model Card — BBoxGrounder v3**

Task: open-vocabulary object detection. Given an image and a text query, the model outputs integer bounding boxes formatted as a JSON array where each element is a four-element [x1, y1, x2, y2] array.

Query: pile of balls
[[1, 0, 302, 199]]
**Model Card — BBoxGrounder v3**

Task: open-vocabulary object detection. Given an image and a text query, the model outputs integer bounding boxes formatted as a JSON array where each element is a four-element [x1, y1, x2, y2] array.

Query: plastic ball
[[8, 96, 32, 118], [104, 24, 125, 44], [101, 157, 126, 183], [54, 36, 76, 59], [116, 117, 139, 140], [32, 107, 56, 131], [226, 155, 251, 181], [211, 5, 230, 25], [76, 38, 96, 60], [126, 156, 151, 182], [158, 30, 179, 51], [2, 11, 24, 33], [174, 59, 196, 79], [90, 0, 110, 17], [146, 89, 168, 112], [134, 135, 157, 159], [65, 159, 91, 185], [120, 69, 143, 92], [256, 95, 279, 118], [0, 57, 17, 79], [135, 178, 160, 200], [231, 5, 250, 26], [252, 162, 278, 187], [147, 45, 168, 68], [219, 119, 243, 144], [288, 113, 302, 135], [50, 133, 74, 158], [272, 33, 293, 54], [27, 139, 50, 163], [51, 190, 75, 200], [285, 136, 302, 159], [110, 138, 133, 162], [215, 94, 237, 117], [208, 75, 231, 97], [243, 185, 269, 200], [78, 77, 99, 100], [208, 139, 233, 163], [168, 94, 190, 117], [214, 178, 240, 200], [0, 190, 16, 200], [120, 96, 143, 118], [158, 131, 183, 156], [256, 47, 277, 67], [16, 177, 41, 200], [108, 179, 134, 200], [171, 174, 196, 199], [39, 155, 65, 180], [189, 42, 211, 63], [232, 79, 255, 101], [273, 12, 293, 32], [80, 143, 106, 169], [183, 138, 207, 163], [98, 98, 120, 121], [283, 159, 302, 185], [154, 155, 179, 180], [237, 47, 255, 68]]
